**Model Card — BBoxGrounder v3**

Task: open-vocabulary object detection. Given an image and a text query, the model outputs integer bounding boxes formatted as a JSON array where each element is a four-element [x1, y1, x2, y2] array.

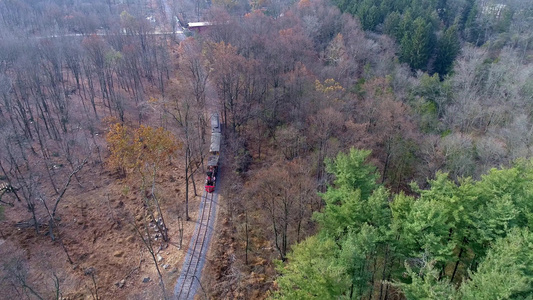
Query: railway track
[[174, 189, 217, 299]]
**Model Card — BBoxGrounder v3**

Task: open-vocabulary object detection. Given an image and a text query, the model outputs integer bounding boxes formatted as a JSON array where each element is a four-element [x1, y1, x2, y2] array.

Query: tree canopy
[[272, 148, 533, 299], [106, 123, 180, 178]]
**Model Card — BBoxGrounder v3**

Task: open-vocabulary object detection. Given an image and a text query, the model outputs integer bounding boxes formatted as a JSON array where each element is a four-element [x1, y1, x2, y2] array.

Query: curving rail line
[[174, 188, 217, 299]]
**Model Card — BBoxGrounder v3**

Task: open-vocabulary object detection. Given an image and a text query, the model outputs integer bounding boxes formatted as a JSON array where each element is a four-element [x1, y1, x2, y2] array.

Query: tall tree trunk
[[245, 210, 249, 265], [378, 245, 390, 300], [151, 167, 169, 242], [381, 141, 391, 184], [451, 245, 465, 282], [185, 147, 190, 221]]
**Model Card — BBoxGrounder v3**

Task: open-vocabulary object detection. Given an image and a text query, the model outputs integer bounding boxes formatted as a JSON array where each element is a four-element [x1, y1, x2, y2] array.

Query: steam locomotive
[[205, 113, 221, 193]]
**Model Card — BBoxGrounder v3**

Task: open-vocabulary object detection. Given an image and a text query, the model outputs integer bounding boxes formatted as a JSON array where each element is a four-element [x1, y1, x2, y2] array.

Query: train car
[[205, 112, 222, 193], [211, 113, 221, 133], [205, 155, 219, 193], [209, 132, 221, 155]]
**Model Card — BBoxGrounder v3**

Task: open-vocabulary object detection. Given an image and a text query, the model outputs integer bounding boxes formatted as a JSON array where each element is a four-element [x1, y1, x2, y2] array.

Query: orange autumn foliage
[[106, 123, 180, 176]]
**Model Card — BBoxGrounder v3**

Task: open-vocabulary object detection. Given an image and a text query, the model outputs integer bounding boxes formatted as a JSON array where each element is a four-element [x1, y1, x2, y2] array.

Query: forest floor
[[0, 154, 208, 299]]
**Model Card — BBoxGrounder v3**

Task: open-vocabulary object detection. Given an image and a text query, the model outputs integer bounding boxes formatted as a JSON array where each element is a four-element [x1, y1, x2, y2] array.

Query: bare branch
[[51, 158, 88, 218]]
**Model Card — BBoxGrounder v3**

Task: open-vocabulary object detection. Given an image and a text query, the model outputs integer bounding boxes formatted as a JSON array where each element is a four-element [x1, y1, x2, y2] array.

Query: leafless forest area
[[1, 0, 533, 299]]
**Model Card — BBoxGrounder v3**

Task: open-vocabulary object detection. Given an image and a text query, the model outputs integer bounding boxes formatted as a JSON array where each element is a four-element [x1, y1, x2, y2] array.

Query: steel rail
[[175, 190, 215, 299]]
